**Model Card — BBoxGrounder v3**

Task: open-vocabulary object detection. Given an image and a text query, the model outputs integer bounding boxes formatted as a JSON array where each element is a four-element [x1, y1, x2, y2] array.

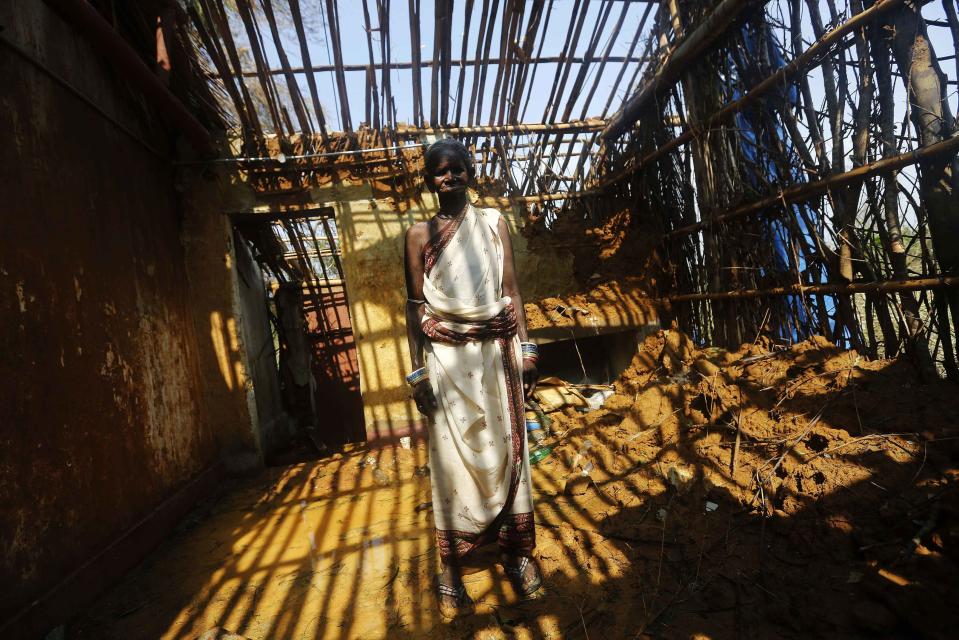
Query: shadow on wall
[[302, 282, 365, 445], [68, 348, 959, 639]]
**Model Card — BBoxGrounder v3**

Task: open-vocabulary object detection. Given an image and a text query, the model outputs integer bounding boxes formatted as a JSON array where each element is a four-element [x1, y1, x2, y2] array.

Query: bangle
[[406, 367, 428, 386], [520, 342, 538, 360]]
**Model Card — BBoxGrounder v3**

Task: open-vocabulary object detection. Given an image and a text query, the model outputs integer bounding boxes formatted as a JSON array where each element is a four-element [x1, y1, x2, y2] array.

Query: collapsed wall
[[523, 329, 959, 637]]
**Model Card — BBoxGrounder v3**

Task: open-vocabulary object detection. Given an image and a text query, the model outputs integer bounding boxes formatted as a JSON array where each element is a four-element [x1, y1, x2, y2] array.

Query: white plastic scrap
[[585, 389, 616, 411], [705, 500, 719, 513]]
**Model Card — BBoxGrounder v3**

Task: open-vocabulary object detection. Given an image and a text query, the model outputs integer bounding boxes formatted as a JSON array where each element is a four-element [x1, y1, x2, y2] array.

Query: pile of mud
[[519, 329, 959, 638]]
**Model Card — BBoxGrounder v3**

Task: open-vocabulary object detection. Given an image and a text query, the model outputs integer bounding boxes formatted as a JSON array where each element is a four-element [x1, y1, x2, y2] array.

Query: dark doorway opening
[[236, 207, 365, 455]]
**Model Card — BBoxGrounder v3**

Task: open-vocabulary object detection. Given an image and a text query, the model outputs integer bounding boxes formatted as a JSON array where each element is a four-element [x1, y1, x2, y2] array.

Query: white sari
[[420, 204, 535, 560]]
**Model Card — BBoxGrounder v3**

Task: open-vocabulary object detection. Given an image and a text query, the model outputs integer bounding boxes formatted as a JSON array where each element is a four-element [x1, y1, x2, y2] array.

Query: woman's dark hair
[[424, 138, 475, 179]]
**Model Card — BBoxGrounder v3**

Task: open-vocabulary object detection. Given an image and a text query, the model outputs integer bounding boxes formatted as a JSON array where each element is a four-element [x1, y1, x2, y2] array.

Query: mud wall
[[179, 170, 289, 470], [318, 182, 578, 441], [0, 1, 217, 627]]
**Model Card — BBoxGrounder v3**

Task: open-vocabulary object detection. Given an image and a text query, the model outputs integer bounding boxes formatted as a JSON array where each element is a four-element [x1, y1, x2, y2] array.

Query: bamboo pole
[[361, 0, 381, 133], [487, 0, 518, 126], [375, 0, 396, 129], [543, 0, 613, 179], [233, 0, 286, 137], [472, 0, 502, 127], [506, 0, 545, 124], [260, 0, 313, 137], [520, 0, 588, 193], [206, 0, 265, 139], [206, 55, 653, 79], [288, 0, 329, 140], [324, 0, 352, 132], [667, 277, 959, 302], [439, 0, 454, 125], [602, 0, 766, 140], [517, 0, 556, 121], [664, 132, 959, 240], [577, 0, 630, 122], [596, 0, 905, 188], [408, 0, 424, 126], [394, 118, 609, 136], [188, 5, 254, 140], [453, 0, 476, 125]]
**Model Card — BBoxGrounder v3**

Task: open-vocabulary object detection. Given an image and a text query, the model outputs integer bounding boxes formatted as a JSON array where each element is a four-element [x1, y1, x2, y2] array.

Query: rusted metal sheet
[[0, 2, 218, 634]]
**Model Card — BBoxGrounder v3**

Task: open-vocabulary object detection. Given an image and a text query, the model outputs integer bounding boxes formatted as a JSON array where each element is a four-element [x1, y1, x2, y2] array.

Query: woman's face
[[426, 151, 471, 194]]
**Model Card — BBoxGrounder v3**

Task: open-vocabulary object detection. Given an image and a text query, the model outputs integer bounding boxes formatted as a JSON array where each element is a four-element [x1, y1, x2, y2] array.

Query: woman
[[403, 139, 542, 617]]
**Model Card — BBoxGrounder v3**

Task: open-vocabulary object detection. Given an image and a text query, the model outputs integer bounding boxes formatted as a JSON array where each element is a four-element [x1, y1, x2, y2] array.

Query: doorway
[[235, 206, 365, 448]]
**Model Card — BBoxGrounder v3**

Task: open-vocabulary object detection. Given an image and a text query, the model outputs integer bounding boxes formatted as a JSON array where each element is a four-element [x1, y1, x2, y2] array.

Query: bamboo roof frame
[[188, 0, 670, 196], [180, 0, 959, 375]]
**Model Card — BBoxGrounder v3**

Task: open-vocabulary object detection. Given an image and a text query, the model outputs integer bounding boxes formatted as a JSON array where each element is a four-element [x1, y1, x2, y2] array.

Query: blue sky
[[218, 1, 656, 132], [217, 1, 957, 134]]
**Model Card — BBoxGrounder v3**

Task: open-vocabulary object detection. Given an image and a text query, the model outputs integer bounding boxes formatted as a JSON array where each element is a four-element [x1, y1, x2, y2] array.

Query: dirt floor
[[71, 330, 959, 639]]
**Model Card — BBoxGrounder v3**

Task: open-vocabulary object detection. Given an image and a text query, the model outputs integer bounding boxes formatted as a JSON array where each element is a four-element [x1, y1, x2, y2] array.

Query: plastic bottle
[[529, 445, 553, 465], [525, 410, 546, 445], [571, 438, 593, 468]]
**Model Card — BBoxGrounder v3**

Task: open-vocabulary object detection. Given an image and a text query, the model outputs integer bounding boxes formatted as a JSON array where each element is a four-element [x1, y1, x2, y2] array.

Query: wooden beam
[[207, 50, 649, 78], [394, 118, 609, 136], [228, 205, 336, 223]]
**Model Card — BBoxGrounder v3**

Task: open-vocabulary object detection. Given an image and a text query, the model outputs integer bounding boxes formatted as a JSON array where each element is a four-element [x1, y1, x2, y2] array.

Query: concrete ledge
[[1, 461, 224, 639]]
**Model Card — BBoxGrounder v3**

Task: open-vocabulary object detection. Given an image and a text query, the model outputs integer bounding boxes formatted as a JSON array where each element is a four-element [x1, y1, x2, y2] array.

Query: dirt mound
[[524, 329, 959, 638]]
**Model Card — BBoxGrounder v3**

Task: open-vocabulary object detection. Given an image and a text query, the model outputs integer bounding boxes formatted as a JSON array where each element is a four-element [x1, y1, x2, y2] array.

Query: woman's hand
[[522, 359, 538, 399], [412, 379, 439, 415]]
